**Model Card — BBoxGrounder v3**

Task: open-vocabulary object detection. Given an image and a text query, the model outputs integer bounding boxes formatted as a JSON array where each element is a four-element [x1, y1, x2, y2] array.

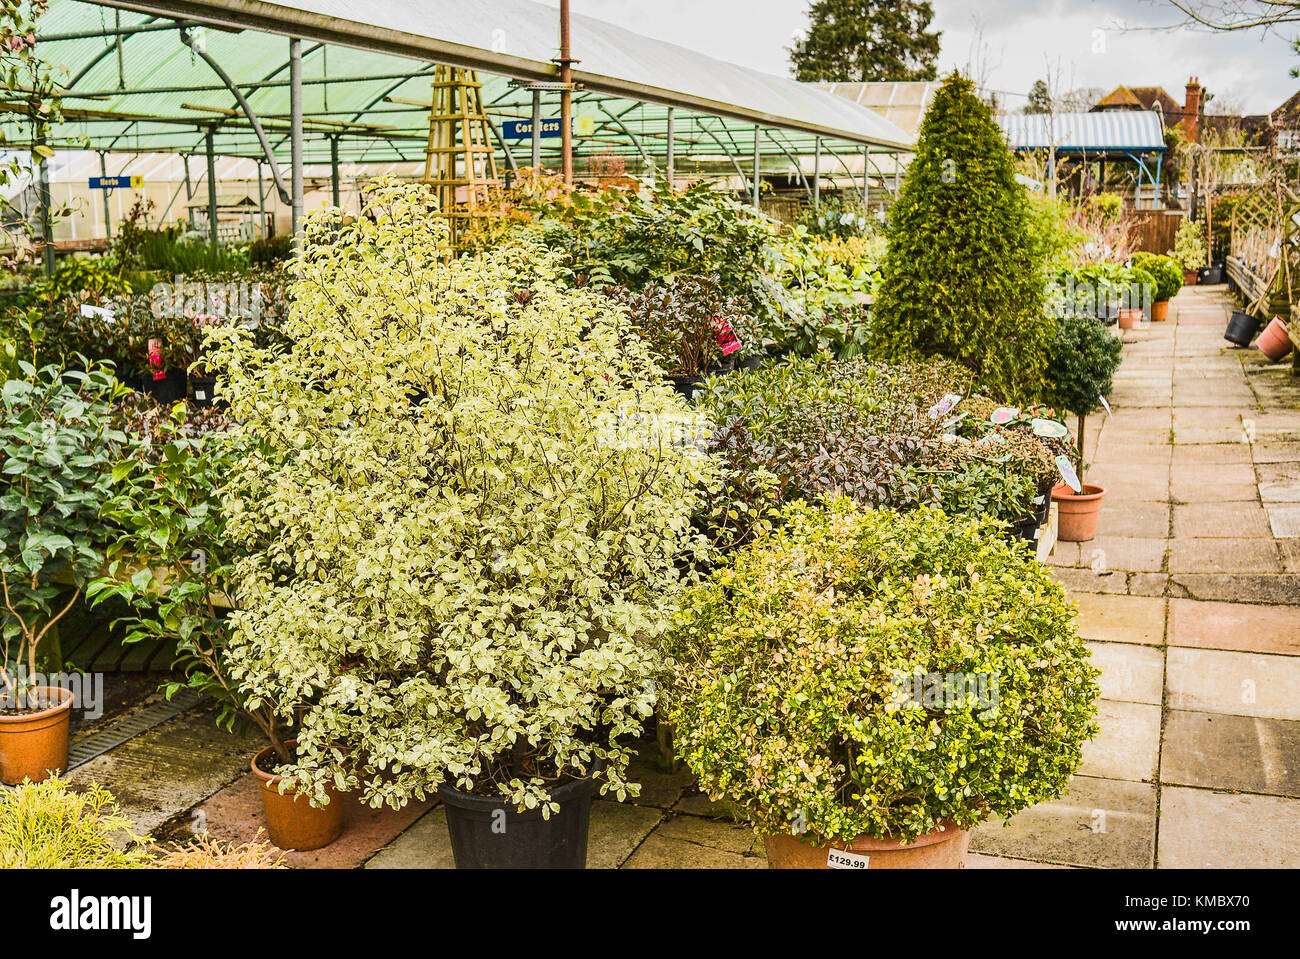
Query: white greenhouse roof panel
[[997, 111, 1167, 152], [101, 0, 913, 149]]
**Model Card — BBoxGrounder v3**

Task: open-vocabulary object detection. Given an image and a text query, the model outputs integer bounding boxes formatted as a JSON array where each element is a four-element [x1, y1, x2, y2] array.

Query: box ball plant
[[1131, 252, 1182, 322], [1044, 313, 1123, 542], [204, 178, 713, 869], [667, 497, 1099, 869]]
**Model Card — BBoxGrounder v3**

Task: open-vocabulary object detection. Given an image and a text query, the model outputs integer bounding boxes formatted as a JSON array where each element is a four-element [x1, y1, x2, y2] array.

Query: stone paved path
[[56, 284, 1300, 867]]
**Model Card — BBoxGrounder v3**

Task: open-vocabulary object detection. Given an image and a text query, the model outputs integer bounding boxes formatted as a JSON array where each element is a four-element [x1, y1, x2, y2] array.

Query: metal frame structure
[[6, 0, 912, 246]]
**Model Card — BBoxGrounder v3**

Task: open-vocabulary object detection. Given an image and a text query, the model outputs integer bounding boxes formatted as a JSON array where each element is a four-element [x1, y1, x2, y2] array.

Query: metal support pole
[[256, 161, 266, 237], [99, 152, 113, 239], [752, 124, 761, 210], [861, 146, 869, 203], [666, 107, 675, 191], [205, 126, 218, 250], [530, 89, 542, 171], [330, 136, 341, 207], [38, 153, 54, 276], [559, 0, 573, 185], [813, 136, 821, 208], [290, 37, 304, 235]]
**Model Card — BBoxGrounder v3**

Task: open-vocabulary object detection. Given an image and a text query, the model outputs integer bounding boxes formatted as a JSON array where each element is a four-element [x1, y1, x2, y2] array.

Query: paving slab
[[965, 853, 1072, 869], [1167, 647, 1300, 720], [1158, 788, 1300, 868], [623, 815, 766, 869], [67, 708, 252, 838], [1172, 444, 1254, 466], [1252, 442, 1300, 463], [1280, 539, 1300, 573], [1080, 700, 1161, 782], [1260, 481, 1300, 503], [1052, 536, 1166, 572], [1160, 710, 1300, 799], [1097, 502, 1170, 539], [1167, 538, 1281, 573], [1051, 566, 1132, 596], [1169, 598, 1300, 656], [1169, 573, 1300, 604], [1087, 642, 1165, 704], [1074, 594, 1166, 645], [1172, 502, 1272, 538], [1267, 504, 1300, 538], [970, 775, 1156, 869], [364, 807, 454, 869]]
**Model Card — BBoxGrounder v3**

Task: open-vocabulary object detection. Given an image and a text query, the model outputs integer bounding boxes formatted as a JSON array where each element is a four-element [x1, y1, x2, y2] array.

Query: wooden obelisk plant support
[[421, 65, 500, 244]]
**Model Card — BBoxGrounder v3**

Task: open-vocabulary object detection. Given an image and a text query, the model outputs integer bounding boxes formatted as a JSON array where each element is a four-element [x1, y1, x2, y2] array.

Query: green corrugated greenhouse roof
[[9, 0, 912, 170]]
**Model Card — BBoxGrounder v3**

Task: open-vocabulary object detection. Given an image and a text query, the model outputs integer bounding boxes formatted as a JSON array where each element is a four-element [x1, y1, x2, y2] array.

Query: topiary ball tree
[[871, 72, 1052, 403], [1044, 313, 1123, 481]]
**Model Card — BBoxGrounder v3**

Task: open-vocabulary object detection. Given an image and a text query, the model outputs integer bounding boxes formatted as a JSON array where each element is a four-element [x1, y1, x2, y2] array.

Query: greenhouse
[[0, 0, 1296, 934]]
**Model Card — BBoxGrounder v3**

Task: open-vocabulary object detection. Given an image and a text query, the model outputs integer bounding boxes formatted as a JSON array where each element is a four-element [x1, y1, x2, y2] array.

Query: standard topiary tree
[[871, 72, 1052, 402], [1044, 313, 1123, 481]]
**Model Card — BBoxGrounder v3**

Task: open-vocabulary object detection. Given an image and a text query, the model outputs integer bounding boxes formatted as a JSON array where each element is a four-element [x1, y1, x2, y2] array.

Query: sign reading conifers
[[500, 116, 595, 139]]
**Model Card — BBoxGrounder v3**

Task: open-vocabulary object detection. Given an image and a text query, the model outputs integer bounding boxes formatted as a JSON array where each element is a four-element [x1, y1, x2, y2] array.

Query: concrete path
[[54, 284, 1300, 867]]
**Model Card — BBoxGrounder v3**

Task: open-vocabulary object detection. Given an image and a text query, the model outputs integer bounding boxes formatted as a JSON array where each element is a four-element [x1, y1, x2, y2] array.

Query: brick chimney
[[1184, 77, 1202, 142]]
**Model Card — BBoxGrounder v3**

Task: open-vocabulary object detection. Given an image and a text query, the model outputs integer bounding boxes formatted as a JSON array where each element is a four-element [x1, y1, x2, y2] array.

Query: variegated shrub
[[206, 178, 714, 813]]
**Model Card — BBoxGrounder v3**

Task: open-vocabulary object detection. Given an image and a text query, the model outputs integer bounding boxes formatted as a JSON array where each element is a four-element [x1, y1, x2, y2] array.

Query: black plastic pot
[[190, 376, 217, 408], [1224, 311, 1261, 348], [437, 766, 600, 869], [1198, 266, 1225, 285], [666, 374, 705, 401], [144, 369, 186, 404]]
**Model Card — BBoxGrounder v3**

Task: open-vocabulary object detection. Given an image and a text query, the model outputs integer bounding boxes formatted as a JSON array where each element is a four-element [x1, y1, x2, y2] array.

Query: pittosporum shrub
[[667, 497, 1099, 844], [205, 177, 715, 812], [1131, 252, 1182, 302]]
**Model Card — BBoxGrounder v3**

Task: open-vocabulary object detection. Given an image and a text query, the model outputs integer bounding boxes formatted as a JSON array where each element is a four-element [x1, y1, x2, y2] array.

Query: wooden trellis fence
[[1227, 173, 1300, 370]]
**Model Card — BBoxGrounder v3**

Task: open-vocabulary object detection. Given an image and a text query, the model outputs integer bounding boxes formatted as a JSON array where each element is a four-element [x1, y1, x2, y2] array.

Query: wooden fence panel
[[1128, 210, 1186, 255]]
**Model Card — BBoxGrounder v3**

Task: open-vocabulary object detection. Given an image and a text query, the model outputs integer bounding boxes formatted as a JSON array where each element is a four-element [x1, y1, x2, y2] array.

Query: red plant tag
[[147, 337, 166, 381], [714, 317, 742, 356]]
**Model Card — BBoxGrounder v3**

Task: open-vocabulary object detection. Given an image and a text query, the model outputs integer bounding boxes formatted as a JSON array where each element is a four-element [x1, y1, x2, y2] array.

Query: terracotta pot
[[252, 743, 345, 851], [0, 686, 74, 786], [1256, 317, 1294, 361], [1183, 269, 1198, 286], [1150, 300, 1169, 322], [1117, 307, 1142, 330], [764, 821, 970, 869], [1053, 483, 1106, 542]]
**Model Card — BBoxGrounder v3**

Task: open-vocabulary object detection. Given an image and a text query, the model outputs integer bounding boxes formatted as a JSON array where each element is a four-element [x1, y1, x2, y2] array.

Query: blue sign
[[89, 175, 142, 189], [501, 118, 564, 139]]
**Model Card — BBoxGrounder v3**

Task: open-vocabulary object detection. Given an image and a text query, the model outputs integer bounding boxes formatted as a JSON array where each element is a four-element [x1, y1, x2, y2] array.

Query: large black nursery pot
[[1010, 478, 1055, 547], [437, 764, 601, 869], [140, 369, 187, 404], [1224, 311, 1262, 348], [1198, 266, 1224, 285], [666, 373, 705, 401], [190, 375, 217, 408]]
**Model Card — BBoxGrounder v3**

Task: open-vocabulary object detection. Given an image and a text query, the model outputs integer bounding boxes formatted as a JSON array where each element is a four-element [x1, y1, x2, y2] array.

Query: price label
[[1055, 454, 1082, 493], [1033, 418, 1070, 439], [1099, 395, 1112, 418], [990, 406, 1019, 425], [928, 393, 963, 420], [80, 304, 115, 323], [827, 848, 870, 870]]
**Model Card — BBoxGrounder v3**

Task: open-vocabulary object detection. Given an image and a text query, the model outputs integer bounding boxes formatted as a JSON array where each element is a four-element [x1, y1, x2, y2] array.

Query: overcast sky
[[537, 0, 1296, 114]]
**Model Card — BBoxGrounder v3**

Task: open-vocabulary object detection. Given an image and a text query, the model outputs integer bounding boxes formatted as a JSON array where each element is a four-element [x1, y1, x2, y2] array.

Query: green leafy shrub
[[1131, 252, 1182, 302], [796, 194, 876, 239], [205, 178, 714, 811], [870, 72, 1052, 402], [0, 777, 151, 868], [1170, 219, 1206, 272], [1043, 313, 1123, 479], [667, 497, 1099, 844], [1, 360, 125, 691]]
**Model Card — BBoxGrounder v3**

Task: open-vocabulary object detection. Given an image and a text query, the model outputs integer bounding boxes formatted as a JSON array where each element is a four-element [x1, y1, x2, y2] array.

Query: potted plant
[[1131, 252, 1182, 322], [90, 406, 345, 852], [667, 497, 1100, 869], [203, 178, 711, 868], [1117, 263, 1155, 330], [0, 359, 124, 785], [1045, 312, 1123, 541], [1170, 219, 1206, 286]]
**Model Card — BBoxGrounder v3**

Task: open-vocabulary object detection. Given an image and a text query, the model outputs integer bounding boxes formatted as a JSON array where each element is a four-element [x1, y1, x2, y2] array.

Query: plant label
[[827, 848, 870, 870], [1056, 454, 1082, 493], [1033, 418, 1069, 439], [714, 317, 742, 356], [928, 393, 962, 420], [80, 304, 115, 323], [1099, 395, 1112, 418], [990, 406, 1019, 425]]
